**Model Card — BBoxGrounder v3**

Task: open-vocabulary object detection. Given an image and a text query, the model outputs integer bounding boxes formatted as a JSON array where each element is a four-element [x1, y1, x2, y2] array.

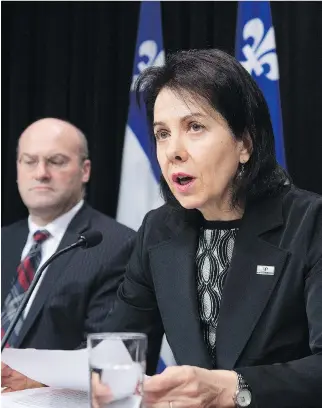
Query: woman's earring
[[239, 162, 245, 178]]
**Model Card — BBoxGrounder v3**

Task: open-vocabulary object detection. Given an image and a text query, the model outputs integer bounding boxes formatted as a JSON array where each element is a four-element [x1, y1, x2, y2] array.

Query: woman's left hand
[[143, 366, 237, 408]]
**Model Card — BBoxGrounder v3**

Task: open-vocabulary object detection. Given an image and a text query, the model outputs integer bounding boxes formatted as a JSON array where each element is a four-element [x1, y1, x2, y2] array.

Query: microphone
[[78, 230, 103, 249], [1, 230, 103, 351]]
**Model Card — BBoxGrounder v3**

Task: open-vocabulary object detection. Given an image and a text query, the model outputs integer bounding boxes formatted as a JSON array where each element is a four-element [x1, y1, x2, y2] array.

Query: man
[[1, 118, 136, 391]]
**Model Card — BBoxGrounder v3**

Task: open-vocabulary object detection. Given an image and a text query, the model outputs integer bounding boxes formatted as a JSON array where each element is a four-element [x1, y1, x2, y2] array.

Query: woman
[[107, 49, 322, 408]]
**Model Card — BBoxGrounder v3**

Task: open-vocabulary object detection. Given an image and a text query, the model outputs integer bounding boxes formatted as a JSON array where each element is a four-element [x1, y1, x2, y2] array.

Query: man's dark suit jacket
[[1, 203, 135, 352], [106, 185, 322, 408]]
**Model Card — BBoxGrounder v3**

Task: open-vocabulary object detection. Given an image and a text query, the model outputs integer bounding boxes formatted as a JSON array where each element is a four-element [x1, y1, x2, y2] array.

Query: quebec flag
[[235, 1, 286, 168], [116, 1, 176, 373]]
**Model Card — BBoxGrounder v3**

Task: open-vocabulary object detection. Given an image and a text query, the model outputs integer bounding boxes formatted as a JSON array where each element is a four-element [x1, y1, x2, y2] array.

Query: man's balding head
[[18, 118, 89, 161], [17, 118, 91, 225]]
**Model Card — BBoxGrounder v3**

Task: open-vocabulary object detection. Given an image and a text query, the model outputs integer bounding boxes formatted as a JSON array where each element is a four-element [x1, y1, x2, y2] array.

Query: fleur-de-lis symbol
[[240, 18, 279, 81], [131, 40, 165, 91]]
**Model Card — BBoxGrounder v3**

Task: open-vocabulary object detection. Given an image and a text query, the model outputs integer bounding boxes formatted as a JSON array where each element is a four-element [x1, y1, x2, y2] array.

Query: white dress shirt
[[21, 199, 84, 318]]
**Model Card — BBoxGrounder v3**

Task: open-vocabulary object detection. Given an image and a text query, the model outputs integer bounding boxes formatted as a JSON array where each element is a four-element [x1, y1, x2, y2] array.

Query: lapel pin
[[256, 265, 275, 275]]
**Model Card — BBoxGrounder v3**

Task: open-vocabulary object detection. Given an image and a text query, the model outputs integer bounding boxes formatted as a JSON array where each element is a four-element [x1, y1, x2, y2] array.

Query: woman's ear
[[239, 133, 253, 164]]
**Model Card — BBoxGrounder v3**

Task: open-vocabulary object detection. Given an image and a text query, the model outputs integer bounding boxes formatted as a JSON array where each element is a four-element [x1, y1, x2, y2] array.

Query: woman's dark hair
[[135, 48, 289, 208]]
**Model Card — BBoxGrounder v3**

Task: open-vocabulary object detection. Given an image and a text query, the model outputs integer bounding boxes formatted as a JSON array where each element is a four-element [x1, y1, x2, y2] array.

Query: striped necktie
[[1, 229, 50, 347]]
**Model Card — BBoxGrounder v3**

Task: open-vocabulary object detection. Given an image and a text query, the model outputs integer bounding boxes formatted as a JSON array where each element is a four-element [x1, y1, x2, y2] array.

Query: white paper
[[2, 344, 145, 400], [1, 387, 142, 408], [1, 348, 89, 391], [1, 387, 88, 408]]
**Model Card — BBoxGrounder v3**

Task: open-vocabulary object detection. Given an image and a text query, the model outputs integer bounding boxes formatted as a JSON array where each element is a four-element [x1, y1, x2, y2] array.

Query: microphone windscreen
[[79, 231, 103, 248]]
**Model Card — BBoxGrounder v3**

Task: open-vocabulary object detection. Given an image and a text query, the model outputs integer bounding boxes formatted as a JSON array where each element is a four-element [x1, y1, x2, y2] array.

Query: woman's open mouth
[[172, 173, 196, 192]]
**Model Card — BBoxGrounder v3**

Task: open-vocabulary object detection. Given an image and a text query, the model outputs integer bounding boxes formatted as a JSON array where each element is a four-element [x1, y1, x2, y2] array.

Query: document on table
[[1, 387, 142, 408], [1, 388, 89, 408]]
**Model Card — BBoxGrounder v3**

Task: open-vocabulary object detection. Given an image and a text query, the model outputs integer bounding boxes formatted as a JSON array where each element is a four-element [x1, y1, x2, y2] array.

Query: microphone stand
[[1, 240, 83, 351]]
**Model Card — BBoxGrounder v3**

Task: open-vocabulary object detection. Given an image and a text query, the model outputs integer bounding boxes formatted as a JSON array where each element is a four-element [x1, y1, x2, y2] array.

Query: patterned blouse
[[196, 218, 241, 367]]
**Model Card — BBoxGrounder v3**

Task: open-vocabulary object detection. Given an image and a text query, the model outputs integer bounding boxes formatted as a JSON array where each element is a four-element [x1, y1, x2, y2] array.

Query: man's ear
[[82, 159, 91, 183]]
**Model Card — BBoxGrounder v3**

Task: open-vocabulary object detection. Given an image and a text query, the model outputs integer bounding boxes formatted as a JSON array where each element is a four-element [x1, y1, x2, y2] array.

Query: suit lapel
[[149, 191, 290, 369], [216, 194, 290, 369], [150, 213, 212, 369], [16, 205, 91, 347], [1, 221, 29, 307]]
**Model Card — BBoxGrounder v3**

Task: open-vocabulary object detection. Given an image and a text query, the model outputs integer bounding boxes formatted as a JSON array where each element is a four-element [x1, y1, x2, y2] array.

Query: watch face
[[236, 389, 252, 407]]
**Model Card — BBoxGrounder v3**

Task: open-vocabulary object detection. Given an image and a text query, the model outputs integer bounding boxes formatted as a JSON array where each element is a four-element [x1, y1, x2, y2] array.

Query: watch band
[[237, 372, 247, 389]]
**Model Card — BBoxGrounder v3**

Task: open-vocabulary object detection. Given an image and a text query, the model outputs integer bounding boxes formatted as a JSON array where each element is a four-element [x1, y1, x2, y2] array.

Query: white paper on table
[[1, 387, 89, 408], [1, 387, 142, 408]]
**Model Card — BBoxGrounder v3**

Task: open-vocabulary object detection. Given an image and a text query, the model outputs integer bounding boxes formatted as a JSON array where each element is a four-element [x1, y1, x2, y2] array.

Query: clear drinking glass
[[88, 333, 147, 408]]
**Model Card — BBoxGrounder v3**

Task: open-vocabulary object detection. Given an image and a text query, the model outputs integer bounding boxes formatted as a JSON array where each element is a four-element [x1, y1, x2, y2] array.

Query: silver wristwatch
[[233, 372, 252, 407]]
